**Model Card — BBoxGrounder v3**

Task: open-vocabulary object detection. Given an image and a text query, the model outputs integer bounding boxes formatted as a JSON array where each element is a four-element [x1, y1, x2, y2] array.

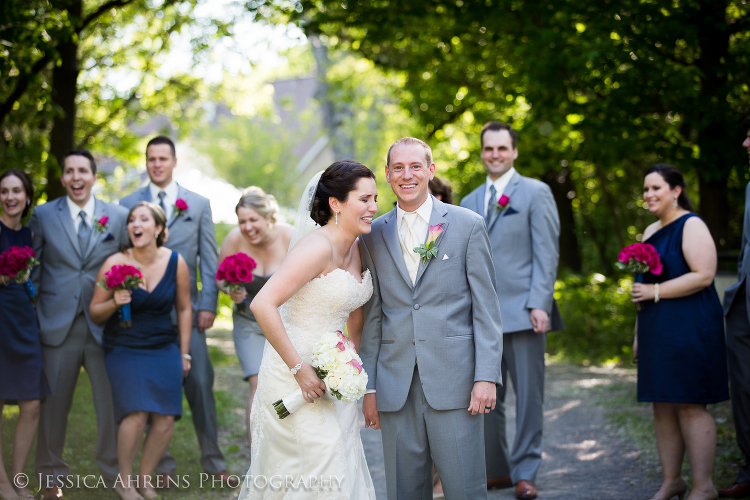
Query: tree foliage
[[0, 0, 230, 200], [248, 0, 750, 273]]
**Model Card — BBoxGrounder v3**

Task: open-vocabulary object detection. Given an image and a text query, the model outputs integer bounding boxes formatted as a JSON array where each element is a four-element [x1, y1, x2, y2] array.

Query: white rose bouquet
[[273, 330, 369, 419]]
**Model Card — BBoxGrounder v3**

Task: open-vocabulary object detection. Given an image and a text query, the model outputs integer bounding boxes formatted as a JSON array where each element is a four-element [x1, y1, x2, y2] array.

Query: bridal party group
[[0, 119, 749, 500]]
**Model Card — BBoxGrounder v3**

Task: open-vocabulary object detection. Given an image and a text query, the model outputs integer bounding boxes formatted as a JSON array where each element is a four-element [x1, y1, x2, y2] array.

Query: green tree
[[0, 0, 229, 200], [247, 0, 750, 272]]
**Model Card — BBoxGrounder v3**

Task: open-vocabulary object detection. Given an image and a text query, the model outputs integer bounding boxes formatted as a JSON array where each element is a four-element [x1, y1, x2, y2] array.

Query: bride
[[238, 161, 378, 499]]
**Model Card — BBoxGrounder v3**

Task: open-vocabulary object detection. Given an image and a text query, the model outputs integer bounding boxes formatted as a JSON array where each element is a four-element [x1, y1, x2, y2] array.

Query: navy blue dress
[[103, 251, 183, 423], [0, 220, 51, 401], [637, 213, 729, 404]]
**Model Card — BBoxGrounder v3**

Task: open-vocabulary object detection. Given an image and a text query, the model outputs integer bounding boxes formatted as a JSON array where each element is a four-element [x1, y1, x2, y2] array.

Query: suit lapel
[[56, 198, 82, 259], [488, 171, 521, 233], [140, 186, 152, 203], [167, 184, 186, 228], [381, 209, 414, 289], [414, 198, 449, 286], [83, 198, 105, 263]]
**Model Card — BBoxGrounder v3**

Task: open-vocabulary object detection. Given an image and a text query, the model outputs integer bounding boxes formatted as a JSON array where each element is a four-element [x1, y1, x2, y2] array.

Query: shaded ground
[[6, 329, 736, 499]]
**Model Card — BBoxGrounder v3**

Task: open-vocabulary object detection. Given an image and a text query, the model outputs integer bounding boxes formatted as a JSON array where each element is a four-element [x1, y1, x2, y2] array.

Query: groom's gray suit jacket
[[359, 197, 503, 412], [29, 196, 129, 345]]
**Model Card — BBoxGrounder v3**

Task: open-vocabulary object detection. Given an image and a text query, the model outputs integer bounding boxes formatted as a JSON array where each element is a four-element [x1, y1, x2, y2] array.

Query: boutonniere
[[413, 223, 445, 264], [94, 216, 109, 234], [174, 198, 188, 217], [496, 194, 510, 212]]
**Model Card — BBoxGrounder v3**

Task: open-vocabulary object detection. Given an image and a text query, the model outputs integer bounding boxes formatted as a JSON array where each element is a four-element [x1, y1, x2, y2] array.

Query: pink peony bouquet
[[616, 243, 663, 275], [0, 245, 40, 302], [98, 265, 144, 327]]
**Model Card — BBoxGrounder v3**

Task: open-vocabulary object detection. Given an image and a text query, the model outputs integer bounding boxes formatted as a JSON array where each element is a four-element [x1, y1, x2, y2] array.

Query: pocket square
[[442, 254, 449, 260], [103, 233, 115, 242], [503, 206, 519, 216]]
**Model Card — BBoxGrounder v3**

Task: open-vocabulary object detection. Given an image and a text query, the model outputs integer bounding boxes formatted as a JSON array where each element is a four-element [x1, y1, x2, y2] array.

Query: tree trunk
[[47, 0, 81, 201], [544, 169, 582, 273], [310, 33, 354, 160]]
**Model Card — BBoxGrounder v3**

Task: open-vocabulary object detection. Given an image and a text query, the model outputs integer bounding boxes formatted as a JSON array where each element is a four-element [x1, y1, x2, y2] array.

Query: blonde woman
[[218, 187, 292, 448]]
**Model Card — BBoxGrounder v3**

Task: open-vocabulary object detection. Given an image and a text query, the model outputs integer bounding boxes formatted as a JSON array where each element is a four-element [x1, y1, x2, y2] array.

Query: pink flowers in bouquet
[[98, 265, 144, 327], [616, 243, 663, 275], [272, 330, 368, 419], [0, 245, 40, 302], [216, 252, 257, 310]]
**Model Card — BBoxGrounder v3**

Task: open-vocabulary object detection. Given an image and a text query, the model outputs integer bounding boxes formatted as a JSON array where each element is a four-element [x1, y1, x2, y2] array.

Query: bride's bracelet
[[290, 362, 303, 375], [654, 283, 660, 303]]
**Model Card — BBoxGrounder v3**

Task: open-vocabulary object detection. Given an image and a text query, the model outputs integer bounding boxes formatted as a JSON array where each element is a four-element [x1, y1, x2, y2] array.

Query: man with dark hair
[[30, 150, 129, 500], [120, 137, 236, 486], [461, 122, 564, 499], [719, 117, 750, 499]]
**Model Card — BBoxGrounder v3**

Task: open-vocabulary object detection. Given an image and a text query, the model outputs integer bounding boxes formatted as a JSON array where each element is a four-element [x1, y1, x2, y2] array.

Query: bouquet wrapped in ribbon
[[616, 243, 663, 275], [216, 252, 256, 311], [273, 331, 369, 419], [98, 265, 144, 327], [0, 245, 40, 302]]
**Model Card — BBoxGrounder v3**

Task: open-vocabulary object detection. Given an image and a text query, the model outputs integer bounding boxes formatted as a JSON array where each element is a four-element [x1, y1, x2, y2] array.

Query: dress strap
[[166, 250, 179, 279]]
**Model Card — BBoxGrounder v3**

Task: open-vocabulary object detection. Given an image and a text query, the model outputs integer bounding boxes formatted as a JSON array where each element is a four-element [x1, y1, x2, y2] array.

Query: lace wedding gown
[[239, 268, 376, 500]]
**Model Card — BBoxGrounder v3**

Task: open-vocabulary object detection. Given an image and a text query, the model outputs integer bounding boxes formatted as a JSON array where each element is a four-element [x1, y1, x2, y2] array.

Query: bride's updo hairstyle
[[645, 163, 694, 212], [310, 160, 375, 226]]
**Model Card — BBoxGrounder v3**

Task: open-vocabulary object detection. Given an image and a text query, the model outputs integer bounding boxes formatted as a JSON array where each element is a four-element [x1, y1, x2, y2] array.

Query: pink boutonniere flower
[[413, 223, 445, 264], [174, 198, 188, 217], [94, 215, 109, 234], [496, 194, 510, 212]]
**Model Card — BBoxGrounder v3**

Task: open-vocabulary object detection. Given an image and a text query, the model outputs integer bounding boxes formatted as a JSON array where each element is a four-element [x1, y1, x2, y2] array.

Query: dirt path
[[211, 329, 660, 500], [359, 363, 660, 500]]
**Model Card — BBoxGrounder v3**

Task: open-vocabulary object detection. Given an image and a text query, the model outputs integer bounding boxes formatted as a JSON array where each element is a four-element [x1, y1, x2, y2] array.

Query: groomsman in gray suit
[[119, 136, 237, 486], [461, 122, 564, 500], [359, 137, 503, 500], [718, 117, 750, 499], [29, 150, 129, 500]]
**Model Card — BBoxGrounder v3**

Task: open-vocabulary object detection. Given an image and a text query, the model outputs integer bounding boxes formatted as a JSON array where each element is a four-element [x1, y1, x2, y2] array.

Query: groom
[[359, 137, 504, 499]]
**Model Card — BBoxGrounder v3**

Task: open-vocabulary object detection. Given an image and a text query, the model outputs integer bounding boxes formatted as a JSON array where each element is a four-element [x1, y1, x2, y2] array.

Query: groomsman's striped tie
[[485, 184, 497, 228], [78, 211, 92, 255]]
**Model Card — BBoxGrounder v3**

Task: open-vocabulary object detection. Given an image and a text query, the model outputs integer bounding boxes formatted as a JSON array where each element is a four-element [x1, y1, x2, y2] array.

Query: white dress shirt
[[67, 195, 96, 231], [149, 180, 179, 220], [396, 195, 433, 248], [484, 167, 516, 217]]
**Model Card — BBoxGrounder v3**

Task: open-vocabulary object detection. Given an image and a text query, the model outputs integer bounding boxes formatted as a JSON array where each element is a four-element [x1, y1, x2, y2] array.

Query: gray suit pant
[[726, 288, 750, 484], [380, 365, 487, 500], [35, 313, 119, 486], [157, 326, 226, 474], [484, 330, 545, 483]]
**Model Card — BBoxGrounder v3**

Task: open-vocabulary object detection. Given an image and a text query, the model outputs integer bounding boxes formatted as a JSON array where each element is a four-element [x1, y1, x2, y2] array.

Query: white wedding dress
[[239, 268, 376, 500]]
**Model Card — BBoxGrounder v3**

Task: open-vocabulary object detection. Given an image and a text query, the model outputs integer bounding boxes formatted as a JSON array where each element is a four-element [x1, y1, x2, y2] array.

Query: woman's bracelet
[[654, 283, 660, 303], [182, 353, 192, 361], [290, 362, 303, 375], [0, 275, 6, 285]]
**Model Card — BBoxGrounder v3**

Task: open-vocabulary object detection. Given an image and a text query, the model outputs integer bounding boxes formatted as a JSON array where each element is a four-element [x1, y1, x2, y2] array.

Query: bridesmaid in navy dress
[[632, 164, 727, 500], [90, 201, 191, 500], [217, 186, 292, 449], [0, 169, 50, 500]]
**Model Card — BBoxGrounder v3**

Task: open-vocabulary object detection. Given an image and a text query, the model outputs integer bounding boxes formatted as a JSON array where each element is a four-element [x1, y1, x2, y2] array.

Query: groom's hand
[[363, 393, 380, 430], [468, 381, 496, 415]]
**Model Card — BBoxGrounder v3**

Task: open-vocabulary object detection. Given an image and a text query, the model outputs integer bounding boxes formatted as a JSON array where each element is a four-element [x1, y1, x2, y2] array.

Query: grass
[[590, 368, 744, 490], [1, 329, 249, 499]]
